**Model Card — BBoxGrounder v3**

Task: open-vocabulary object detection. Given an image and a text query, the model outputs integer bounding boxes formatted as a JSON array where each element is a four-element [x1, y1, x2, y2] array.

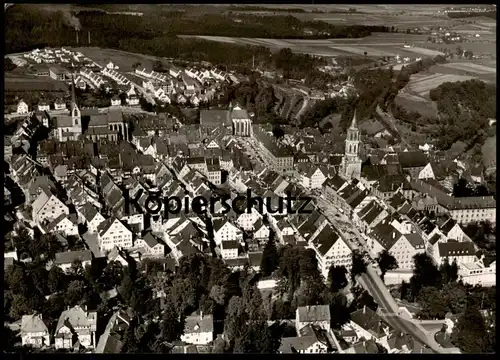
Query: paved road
[[312, 194, 452, 353], [294, 95, 310, 120], [305, 192, 452, 353], [358, 272, 447, 353], [240, 137, 275, 169]]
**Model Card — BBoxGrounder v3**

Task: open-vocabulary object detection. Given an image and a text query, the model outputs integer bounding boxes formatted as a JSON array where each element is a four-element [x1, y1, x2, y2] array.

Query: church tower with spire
[[54, 75, 83, 142], [340, 111, 362, 180], [70, 75, 81, 127]]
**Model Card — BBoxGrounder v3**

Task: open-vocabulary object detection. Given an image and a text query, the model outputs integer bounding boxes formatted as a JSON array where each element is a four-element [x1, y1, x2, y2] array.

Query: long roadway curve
[[311, 194, 450, 353]]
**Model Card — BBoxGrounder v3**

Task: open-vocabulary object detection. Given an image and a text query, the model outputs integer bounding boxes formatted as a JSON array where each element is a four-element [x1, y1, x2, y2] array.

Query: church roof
[[56, 115, 75, 128]]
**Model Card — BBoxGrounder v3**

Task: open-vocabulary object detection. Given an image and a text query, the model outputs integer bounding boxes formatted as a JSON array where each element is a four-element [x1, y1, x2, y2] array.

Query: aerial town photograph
[[3, 3, 496, 354]]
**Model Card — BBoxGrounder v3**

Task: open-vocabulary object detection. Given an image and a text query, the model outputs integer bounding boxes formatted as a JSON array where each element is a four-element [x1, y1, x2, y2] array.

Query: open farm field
[[196, 35, 237, 44], [482, 59, 497, 68], [477, 21, 496, 28], [428, 63, 496, 84], [5, 75, 68, 92], [185, 34, 446, 60], [228, 4, 450, 14], [253, 38, 299, 47], [395, 92, 438, 118], [364, 32, 430, 43], [454, 29, 495, 35], [305, 44, 436, 59], [70, 47, 161, 72], [440, 62, 496, 75], [451, 22, 495, 31], [329, 45, 397, 57], [407, 72, 476, 97], [424, 41, 496, 55], [290, 11, 458, 29], [400, 47, 444, 56], [292, 47, 350, 57]]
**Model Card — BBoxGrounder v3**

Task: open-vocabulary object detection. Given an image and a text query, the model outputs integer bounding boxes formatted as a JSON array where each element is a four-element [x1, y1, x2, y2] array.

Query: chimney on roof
[[392, 232, 396, 239], [363, 305, 366, 314]]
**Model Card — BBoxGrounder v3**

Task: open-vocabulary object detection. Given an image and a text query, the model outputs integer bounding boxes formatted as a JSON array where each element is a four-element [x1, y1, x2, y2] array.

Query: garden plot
[[441, 62, 496, 75]]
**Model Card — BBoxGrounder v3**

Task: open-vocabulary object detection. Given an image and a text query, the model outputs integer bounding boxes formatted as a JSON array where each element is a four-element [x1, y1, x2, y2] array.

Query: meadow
[[5, 75, 69, 92], [70, 47, 162, 72]]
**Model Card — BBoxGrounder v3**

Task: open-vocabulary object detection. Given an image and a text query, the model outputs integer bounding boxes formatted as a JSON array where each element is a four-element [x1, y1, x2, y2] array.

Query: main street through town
[[239, 135, 450, 353], [310, 195, 449, 354]]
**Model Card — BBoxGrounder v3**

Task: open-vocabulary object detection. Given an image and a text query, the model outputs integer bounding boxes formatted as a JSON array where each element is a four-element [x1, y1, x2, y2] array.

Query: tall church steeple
[[71, 75, 81, 126], [341, 110, 362, 180], [349, 110, 357, 129], [345, 110, 360, 156]]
